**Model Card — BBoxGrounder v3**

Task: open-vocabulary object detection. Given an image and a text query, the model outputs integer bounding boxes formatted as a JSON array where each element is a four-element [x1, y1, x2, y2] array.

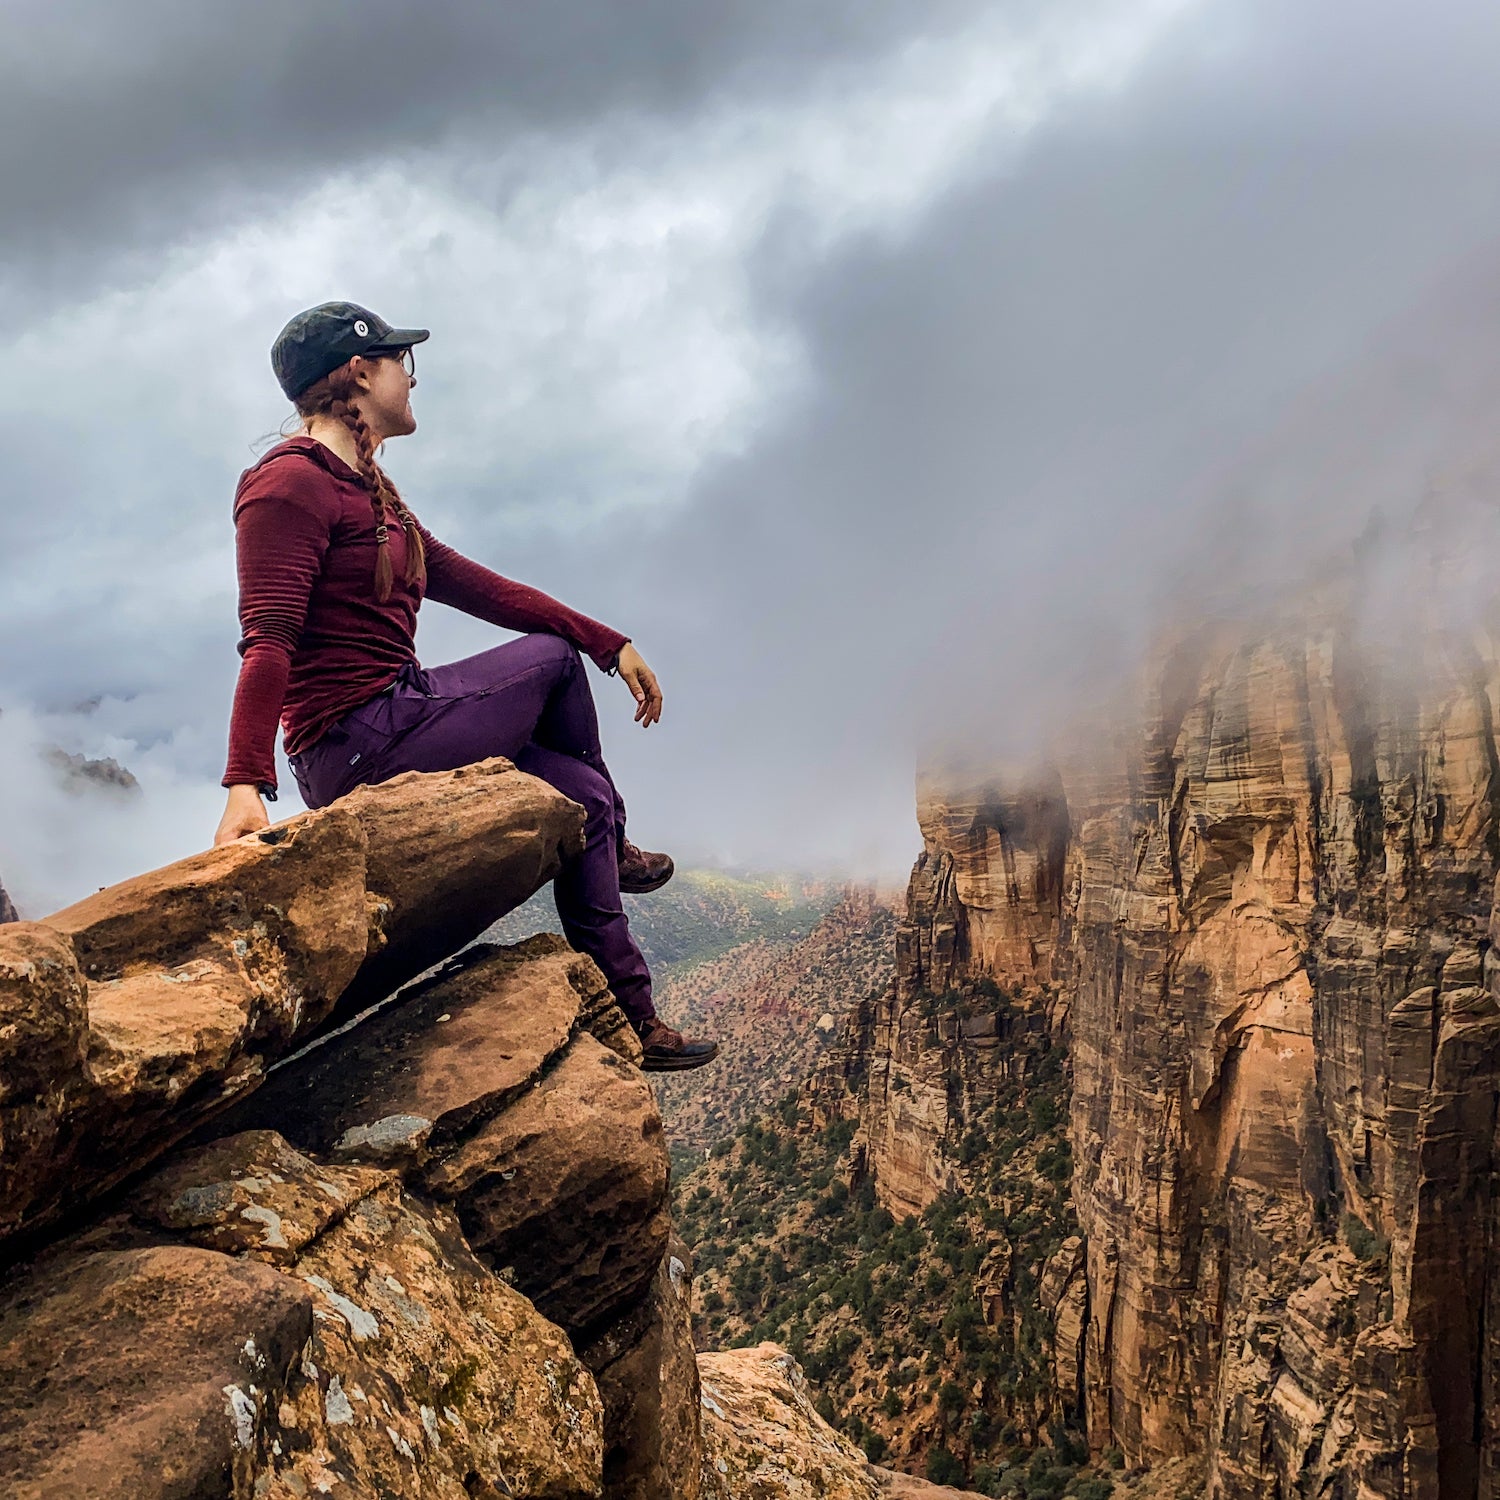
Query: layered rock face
[[809, 773, 1070, 1223], [1066, 615, 1500, 1498], [852, 607, 1500, 1497]]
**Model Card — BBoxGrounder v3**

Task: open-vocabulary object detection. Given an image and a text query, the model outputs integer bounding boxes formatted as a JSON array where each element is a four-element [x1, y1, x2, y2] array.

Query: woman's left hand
[[616, 644, 663, 727]]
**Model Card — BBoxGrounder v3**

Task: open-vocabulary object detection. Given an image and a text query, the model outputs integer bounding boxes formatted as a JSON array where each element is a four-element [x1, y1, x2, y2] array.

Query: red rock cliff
[[842, 596, 1500, 1497]]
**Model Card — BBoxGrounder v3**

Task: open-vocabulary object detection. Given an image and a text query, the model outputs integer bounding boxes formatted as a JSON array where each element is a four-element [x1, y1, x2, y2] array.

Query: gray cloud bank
[[6, 0, 1500, 910], [2, 0, 986, 276]]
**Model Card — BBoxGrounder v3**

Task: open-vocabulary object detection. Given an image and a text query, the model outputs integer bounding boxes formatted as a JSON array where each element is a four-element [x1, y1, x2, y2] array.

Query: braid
[[294, 362, 427, 602]]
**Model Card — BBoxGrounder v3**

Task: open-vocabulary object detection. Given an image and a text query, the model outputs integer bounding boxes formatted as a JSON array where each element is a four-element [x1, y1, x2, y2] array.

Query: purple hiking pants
[[287, 633, 654, 1025]]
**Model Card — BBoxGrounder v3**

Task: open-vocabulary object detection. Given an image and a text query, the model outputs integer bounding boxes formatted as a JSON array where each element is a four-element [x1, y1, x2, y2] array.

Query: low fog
[[5, 0, 1500, 913]]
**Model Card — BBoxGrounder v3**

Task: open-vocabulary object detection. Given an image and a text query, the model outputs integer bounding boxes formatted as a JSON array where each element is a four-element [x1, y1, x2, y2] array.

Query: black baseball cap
[[271, 300, 430, 400]]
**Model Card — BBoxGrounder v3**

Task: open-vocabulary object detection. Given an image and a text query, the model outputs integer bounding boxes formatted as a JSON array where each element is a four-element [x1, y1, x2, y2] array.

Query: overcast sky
[[6, 0, 1500, 914]]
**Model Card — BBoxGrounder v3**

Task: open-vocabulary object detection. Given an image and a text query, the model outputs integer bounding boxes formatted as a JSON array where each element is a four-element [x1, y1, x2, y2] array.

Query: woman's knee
[[530, 634, 582, 674]]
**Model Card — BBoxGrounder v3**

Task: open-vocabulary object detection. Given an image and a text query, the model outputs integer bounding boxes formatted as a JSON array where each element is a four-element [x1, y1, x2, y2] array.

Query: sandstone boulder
[[870, 1471, 992, 1498], [133, 1129, 392, 1267], [698, 1344, 879, 1500], [0, 1243, 314, 1499], [425, 1032, 669, 1333], [272, 1175, 603, 1498], [227, 937, 608, 1157], [228, 936, 663, 1337], [0, 762, 581, 1256], [0, 923, 100, 1244], [578, 1236, 703, 1500], [1, 1126, 607, 1499], [335, 759, 587, 1014], [47, 803, 370, 1008]]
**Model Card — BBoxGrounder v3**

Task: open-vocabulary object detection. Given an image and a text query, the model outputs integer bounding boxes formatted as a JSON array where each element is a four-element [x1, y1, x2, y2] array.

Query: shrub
[[926, 1448, 965, 1486], [1342, 1213, 1388, 1263], [1029, 1095, 1059, 1131]]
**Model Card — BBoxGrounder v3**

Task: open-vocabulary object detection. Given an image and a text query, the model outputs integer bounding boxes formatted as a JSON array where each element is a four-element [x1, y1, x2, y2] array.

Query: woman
[[215, 300, 718, 1071]]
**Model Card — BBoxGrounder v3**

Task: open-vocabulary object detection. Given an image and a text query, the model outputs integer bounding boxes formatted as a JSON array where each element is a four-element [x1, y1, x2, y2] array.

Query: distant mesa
[[44, 747, 140, 796]]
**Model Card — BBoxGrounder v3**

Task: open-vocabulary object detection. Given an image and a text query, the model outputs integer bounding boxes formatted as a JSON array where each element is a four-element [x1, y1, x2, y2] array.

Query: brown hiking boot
[[618, 840, 674, 894], [636, 1017, 719, 1072]]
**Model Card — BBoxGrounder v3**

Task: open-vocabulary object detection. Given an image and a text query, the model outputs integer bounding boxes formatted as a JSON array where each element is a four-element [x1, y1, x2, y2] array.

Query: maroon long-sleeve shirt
[[223, 436, 629, 795]]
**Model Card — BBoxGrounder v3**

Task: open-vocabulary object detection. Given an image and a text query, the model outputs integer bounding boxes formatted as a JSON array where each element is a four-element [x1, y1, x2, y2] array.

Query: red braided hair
[[293, 361, 426, 602]]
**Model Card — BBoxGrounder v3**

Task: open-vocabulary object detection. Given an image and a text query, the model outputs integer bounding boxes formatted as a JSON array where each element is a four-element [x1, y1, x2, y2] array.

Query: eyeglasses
[[366, 346, 416, 377]]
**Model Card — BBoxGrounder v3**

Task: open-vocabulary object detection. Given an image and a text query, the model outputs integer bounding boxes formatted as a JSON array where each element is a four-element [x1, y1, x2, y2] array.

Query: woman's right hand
[[214, 785, 271, 847]]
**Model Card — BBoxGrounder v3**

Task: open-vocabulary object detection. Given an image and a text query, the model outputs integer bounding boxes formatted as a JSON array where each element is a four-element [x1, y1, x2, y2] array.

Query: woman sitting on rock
[[215, 301, 717, 1072]]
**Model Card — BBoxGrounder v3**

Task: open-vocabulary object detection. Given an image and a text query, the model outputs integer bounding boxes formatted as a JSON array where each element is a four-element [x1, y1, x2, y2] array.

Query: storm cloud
[[5, 0, 1500, 910]]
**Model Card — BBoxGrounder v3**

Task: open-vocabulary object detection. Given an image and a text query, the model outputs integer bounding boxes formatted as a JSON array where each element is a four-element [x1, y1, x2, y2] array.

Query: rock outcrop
[[580, 1235, 704, 1500], [827, 599, 1500, 1497], [0, 874, 18, 923], [807, 773, 1069, 1223], [699, 1344, 883, 1500], [1, 1129, 605, 1499], [226, 935, 667, 1340], [44, 746, 141, 795], [698, 1344, 993, 1500], [0, 759, 581, 1255], [3, 759, 863, 1500]]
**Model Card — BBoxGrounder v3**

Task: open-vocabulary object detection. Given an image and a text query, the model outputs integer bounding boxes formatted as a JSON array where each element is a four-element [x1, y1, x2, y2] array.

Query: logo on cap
[[354, 319, 369, 337]]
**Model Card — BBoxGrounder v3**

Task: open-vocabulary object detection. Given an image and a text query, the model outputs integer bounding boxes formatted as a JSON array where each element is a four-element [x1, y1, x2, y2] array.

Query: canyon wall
[[828, 600, 1500, 1497]]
